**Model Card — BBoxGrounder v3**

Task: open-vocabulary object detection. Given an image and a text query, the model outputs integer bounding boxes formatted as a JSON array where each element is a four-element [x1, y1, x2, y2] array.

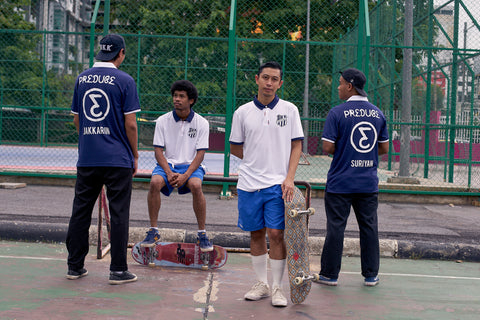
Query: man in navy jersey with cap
[[317, 68, 389, 287], [66, 34, 140, 285]]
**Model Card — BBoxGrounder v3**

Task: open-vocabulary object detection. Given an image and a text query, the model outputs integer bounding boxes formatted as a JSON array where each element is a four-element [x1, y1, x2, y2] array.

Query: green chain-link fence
[[1, 0, 480, 194]]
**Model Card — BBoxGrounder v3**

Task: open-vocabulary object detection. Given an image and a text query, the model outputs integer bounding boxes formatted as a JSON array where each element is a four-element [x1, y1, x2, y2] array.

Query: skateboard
[[285, 186, 316, 304], [131, 242, 228, 270]]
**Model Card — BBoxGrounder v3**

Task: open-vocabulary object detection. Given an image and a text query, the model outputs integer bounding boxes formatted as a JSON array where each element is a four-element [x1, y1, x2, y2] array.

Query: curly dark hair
[[170, 80, 198, 107]]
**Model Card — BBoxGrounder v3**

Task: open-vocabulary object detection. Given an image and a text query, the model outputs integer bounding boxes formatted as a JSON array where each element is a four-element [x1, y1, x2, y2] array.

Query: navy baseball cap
[[340, 68, 367, 97], [95, 34, 125, 61]]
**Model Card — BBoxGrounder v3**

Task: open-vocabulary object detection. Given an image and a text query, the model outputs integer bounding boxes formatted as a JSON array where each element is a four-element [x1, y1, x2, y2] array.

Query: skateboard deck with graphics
[[285, 186, 316, 304], [131, 242, 227, 270]]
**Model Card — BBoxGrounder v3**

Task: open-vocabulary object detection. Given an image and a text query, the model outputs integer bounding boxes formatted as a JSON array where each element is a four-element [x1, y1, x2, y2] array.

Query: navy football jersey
[[71, 62, 140, 168], [322, 96, 389, 193]]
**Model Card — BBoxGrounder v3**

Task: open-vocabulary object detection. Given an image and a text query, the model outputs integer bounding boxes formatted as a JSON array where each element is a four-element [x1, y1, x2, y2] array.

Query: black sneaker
[[364, 276, 379, 287], [316, 275, 338, 286], [108, 270, 138, 285], [66, 268, 88, 280]]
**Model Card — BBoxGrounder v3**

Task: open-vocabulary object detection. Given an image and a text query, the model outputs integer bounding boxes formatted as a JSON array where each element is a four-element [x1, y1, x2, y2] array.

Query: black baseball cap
[[340, 68, 367, 97], [95, 34, 125, 61]]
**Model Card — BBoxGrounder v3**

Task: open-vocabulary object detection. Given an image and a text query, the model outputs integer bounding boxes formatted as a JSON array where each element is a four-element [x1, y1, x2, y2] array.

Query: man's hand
[[171, 173, 188, 188], [282, 178, 295, 202], [167, 172, 180, 186], [132, 157, 138, 176]]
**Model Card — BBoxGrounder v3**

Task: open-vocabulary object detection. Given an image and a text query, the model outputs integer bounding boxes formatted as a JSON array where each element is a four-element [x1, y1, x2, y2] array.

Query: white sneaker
[[244, 281, 270, 301], [271, 286, 287, 307]]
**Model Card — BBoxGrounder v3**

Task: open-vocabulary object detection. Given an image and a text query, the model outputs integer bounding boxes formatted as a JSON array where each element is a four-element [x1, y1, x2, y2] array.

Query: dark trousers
[[66, 167, 133, 272], [320, 192, 379, 279]]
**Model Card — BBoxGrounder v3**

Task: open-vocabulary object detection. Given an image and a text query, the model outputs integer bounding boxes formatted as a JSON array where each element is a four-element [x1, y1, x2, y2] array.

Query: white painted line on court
[[342, 271, 480, 281], [0, 255, 64, 262], [194, 272, 218, 315]]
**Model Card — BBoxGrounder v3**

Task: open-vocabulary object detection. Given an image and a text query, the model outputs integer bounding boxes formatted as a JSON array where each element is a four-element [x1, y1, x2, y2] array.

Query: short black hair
[[257, 61, 283, 79], [170, 80, 198, 107]]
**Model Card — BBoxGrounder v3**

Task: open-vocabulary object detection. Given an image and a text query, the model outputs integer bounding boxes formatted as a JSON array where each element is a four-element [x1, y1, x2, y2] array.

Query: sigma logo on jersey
[[276, 114, 287, 127], [350, 121, 377, 153], [188, 128, 197, 138], [82, 88, 110, 122]]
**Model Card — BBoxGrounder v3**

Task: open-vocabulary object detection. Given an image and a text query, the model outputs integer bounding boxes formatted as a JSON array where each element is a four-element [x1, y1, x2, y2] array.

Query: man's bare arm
[[322, 140, 335, 155], [378, 142, 389, 155], [125, 113, 139, 175], [230, 143, 243, 159], [73, 114, 79, 133], [282, 139, 302, 201]]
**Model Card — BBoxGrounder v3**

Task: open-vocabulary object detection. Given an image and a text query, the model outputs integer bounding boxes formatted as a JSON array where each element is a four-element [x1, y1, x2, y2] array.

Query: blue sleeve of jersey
[[322, 109, 338, 142], [123, 77, 140, 113], [378, 112, 389, 142], [71, 79, 79, 114]]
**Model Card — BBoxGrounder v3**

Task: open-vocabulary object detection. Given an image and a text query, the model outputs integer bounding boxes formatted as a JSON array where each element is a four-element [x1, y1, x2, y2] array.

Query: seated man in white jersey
[[140, 80, 213, 252], [229, 61, 304, 307]]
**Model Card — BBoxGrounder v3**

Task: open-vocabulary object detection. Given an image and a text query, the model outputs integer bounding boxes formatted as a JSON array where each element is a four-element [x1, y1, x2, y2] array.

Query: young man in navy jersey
[[140, 80, 213, 252], [66, 34, 140, 284], [230, 61, 304, 307], [318, 68, 389, 287]]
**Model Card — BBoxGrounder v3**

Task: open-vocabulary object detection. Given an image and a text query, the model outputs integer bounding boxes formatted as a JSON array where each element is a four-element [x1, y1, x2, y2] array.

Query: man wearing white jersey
[[230, 61, 304, 307], [140, 80, 213, 252]]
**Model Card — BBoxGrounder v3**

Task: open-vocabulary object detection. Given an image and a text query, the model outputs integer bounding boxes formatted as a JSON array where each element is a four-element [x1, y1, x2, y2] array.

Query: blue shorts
[[237, 185, 285, 231], [152, 163, 205, 196]]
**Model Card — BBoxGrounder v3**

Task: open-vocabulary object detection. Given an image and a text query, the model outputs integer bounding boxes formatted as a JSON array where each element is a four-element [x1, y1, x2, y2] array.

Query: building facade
[[25, 0, 92, 73]]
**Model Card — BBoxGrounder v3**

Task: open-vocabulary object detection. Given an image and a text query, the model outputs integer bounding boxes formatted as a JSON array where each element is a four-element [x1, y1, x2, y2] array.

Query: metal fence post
[[387, 0, 398, 172], [281, 42, 287, 98], [41, 30, 47, 147], [399, 0, 413, 178], [184, 34, 189, 79], [137, 32, 142, 105], [448, 0, 460, 183], [222, 0, 237, 197], [89, 0, 102, 68], [103, 0, 110, 35], [424, 0, 434, 179], [0, 74, 3, 143], [302, 0, 311, 154], [359, 0, 371, 81]]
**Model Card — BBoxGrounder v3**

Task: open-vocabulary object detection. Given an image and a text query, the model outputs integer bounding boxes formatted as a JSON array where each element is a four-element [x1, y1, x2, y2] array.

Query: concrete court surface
[[1, 241, 479, 320]]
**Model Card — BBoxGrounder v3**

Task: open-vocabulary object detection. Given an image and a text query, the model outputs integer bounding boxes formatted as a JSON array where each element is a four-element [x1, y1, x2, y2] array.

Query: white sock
[[270, 258, 286, 288], [251, 254, 268, 285], [198, 230, 206, 234]]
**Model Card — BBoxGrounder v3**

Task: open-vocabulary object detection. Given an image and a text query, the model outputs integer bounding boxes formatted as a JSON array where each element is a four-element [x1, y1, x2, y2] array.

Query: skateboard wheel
[[289, 209, 298, 218], [201, 265, 209, 271], [308, 207, 315, 215], [294, 277, 304, 285], [148, 262, 155, 268], [313, 273, 320, 281]]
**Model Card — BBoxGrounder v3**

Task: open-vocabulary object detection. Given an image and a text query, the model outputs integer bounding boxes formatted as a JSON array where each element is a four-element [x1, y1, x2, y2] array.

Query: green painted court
[[0, 241, 479, 320]]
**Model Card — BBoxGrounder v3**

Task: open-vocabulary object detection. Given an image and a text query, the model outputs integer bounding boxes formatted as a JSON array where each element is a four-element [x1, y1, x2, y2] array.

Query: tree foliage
[[1, 0, 441, 118], [1, 1, 40, 107], [0, 0, 76, 112], [107, 0, 362, 114]]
